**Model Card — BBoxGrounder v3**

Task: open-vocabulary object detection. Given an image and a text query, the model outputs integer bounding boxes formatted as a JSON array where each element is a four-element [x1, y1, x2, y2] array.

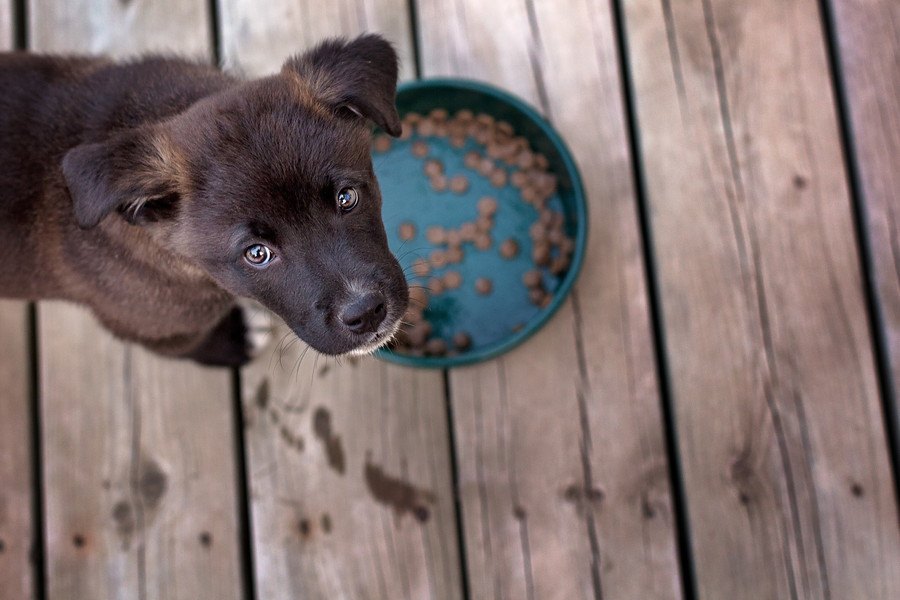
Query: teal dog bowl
[[374, 79, 587, 368]]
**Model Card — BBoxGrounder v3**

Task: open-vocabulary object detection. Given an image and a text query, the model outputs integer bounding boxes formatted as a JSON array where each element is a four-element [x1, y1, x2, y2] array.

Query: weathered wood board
[[0, 300, 36, 600], [828, 0, 900, 448], [417, 0, 684, 598], [622, 0, 900, 597], [28, 1, 244, 598], [217, 1, 463, 597]]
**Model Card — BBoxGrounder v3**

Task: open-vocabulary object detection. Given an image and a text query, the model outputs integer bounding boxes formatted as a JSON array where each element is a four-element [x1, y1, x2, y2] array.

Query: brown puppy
[[0, 35, 409, 366]]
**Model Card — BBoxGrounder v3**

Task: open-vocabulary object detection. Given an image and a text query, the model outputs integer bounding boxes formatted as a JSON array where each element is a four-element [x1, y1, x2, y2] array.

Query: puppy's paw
[[238, 300, 274, 359], [186, 303, 273, 367]]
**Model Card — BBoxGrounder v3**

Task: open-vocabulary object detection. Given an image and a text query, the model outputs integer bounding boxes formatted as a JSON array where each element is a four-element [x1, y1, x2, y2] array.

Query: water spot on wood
[[738, 492, 751, 505], [318, 364, 331, 377], [513, 505, 527, 520], [793, 174, 807, 190], [72, 534, 86, 548], [313, 407, 345, 474], [364, 458, 435, 522], [563, 483, 604, 513], [850, 483, 864, 497], [101, 479, 111, 490], [279, 424, 304, 452], [255, 379, 270, 410], [199, 531, 212, 548], [139, 458, 167, 508], [112, 500, 135, 541], [641, 495, 656, 519], [321, 514, 332, 533], [298, 518, 311, 537], [0, 538, 5, 553]]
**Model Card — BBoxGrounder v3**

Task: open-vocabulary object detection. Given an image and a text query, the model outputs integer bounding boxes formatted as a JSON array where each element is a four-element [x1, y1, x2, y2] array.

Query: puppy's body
[[0, 37, 409, 365], [1, 55, 235, 354]]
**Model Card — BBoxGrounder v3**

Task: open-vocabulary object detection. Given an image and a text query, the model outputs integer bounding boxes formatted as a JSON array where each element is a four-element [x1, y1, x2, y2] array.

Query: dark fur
[[0, 35, 408, 366]]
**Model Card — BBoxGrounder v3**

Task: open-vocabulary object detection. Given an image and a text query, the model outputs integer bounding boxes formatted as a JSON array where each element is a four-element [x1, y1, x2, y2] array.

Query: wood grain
[[0, 300, 36, 600], [417, 0, 683, 598], [828, 0, 900, 447], [217, 1, 463, 598], [28, 2, 244, 598], [622, 0, 900, 597]]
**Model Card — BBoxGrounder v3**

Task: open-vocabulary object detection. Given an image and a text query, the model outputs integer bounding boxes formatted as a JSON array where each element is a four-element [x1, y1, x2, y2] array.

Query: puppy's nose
[[340, 293, 387, 334]]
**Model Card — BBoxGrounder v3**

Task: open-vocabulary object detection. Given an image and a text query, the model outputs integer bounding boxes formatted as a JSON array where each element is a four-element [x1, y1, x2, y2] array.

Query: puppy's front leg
[[182, 302, 273, 367]]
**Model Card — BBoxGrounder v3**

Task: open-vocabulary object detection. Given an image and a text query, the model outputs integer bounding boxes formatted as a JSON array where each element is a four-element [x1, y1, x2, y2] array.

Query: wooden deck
[[1, 0, 898, 598]]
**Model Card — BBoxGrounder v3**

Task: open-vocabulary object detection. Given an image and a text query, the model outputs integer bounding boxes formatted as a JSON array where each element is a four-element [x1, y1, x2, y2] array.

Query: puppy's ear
[[283, 34, 402, 137], [62, 126, 184, 229]]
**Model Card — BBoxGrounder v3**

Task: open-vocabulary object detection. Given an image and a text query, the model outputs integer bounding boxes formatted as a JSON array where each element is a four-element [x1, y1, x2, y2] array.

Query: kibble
[[532, 242, 551, 266], [412, 140, 429, 157], [464, 151, 481, 169], [430, 174, 448, 192], [474, 234, 492, 251], [428, 277, 445, 295], [374, 134, 391, 153], [477, 196, 498, 216], [500, 238, 519, 259], [475, 278, 493, 295], [412, 258, 430, 277], [398, 222, 416, 241], [443, 271, 462, 289], [453, 332, 472, 350], [489, 169, 508, 188], [425, 338, 448, 356], [522, 269, 543, 288], [424, 159, 443, 177], [426, 226, 446, 244], [450, 175, 470, 194], [430, 250, 448, 268]]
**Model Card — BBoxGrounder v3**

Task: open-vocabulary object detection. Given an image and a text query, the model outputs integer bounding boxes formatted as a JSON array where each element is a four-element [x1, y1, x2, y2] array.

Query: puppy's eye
[[337, 187, 359, 212], [244, 244, 274, 267]]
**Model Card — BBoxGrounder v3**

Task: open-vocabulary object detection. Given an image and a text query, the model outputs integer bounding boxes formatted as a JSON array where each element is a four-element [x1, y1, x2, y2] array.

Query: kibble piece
[[424, 159, 443, 177], [417, 119, 436, 137], [430, 174, 448, 192], [521, 186, 540, 204], [426, 226, 447, 244], [486, 142, 504, 160], [453, 331, 472, 350], [450, 135, 466, 148], [430, 108, 449, 122], [477, 196, 498, 216], [373, 134, 392, 153], [430, 250, 448, 268], [403, 112, 423, 125], [532, 241, 551, 266], [412, 258, 431, 277], [407, 324, 429, 347], [559, 236, 576, 254], [398, 222, 417, 241], [548, 227, 565, 246], [499, 238, 520, 259], [539, 209, 555, 226], [476, 113, 495, 127], [535, 153, 550, 170], [409, 285, 429, 309], [529, 287, 546, 306], [475, 277, 493, 295], [464, 151, 481, 169], [540, 293, 553, 308], [455, 109, 475, 122], [446, 246, 464, 264], [550, 255, 569, 275], [403, 305, 423, 324], [496, 121, 514, 136], [516, 150, 535, 170], [474, 234, 492, 251], [399, 122, 413, 140], [446, 230, 463, 247], [411, 140, 429, 157], [428, 277, 445, 295], [490, 169, 508, 188], [443, 270, 462, 289], [450, 175, 470, 194], [478, 158, 495, 177], [476, 215, 493, 233], [460, 222, 478, 241], [522, 269, 543, 288], [425, 338, 448, 356], [530, 222, 547, 240], [511, 170, 528, 188]]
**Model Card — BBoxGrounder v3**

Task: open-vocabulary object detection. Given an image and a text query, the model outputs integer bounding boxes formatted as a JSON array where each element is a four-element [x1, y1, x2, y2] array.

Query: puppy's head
[[62, 35, 409, 356]]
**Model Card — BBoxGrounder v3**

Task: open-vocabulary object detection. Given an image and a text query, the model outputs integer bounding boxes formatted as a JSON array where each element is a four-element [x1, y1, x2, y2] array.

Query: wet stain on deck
[[364, 458, 435, 522], [313, 407, 345, 474]]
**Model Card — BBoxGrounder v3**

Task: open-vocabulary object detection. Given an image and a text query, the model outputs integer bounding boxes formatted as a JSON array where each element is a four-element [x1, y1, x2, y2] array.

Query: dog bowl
[[374, 79, 587, 368]]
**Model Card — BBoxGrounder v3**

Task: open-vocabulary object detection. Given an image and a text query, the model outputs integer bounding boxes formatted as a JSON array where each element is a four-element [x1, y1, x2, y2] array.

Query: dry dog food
[[372, 107, 576, 357]]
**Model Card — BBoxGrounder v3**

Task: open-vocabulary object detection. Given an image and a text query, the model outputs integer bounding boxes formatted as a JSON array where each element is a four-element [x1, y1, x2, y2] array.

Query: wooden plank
[[218, 2, 463, 598], [0, 299, 36, 600], [0, 8, 38, 600], [28, 2, 244, 599], [828, 0, 900, 446], [417, 0, 683, 598], [622, 0, 900, 597]]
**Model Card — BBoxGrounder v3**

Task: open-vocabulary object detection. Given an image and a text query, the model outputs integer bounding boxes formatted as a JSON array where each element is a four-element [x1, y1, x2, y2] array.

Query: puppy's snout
[[340, 293, 387, 334]]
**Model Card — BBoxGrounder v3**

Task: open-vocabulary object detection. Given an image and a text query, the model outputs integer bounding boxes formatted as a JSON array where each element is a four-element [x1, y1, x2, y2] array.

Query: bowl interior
[[375, 80, 586, 368]]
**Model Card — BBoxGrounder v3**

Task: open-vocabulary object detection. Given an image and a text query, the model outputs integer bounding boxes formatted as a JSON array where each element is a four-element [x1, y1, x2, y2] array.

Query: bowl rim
[[376, 77, 588, 368]]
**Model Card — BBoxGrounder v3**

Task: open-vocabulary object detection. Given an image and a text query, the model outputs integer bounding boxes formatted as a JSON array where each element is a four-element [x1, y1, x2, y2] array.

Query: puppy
[[0, 34, 410, 366]]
